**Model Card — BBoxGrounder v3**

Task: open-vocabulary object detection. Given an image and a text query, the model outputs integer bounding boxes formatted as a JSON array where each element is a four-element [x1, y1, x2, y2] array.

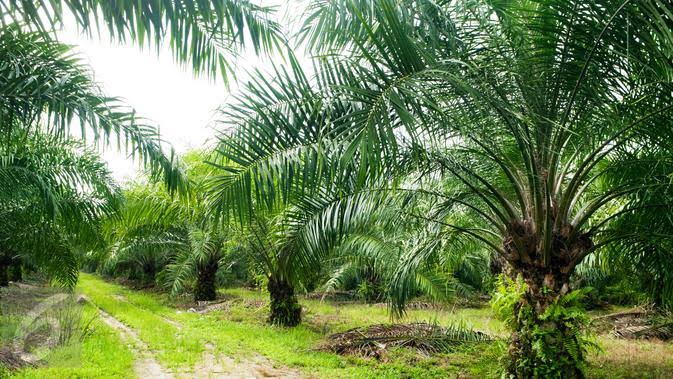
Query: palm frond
[[0, 0, 284, 80]]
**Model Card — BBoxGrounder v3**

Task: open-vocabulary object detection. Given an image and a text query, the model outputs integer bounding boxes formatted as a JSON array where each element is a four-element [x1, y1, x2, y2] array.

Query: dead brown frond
[[316, 322, 491, 358]]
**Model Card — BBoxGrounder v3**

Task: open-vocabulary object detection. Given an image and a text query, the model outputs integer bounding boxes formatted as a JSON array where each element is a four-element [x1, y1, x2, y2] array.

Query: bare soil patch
[[186, 343, 298, 379]]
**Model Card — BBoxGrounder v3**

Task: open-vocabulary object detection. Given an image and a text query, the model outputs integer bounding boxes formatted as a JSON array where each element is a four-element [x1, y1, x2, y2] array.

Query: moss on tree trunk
[[500, 221, 593, 378], [267, 275, 301, 327], [505, 273, 587, 378], [194, 256, 218, 301]]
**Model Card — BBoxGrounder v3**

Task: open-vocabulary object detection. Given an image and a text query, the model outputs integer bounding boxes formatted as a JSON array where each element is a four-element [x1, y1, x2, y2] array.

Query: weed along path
[[77, 273, 298, 378]]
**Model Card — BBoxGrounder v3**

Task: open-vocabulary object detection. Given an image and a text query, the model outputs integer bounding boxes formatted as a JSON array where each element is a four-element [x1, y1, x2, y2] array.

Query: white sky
[[56, 2, 304, 183]]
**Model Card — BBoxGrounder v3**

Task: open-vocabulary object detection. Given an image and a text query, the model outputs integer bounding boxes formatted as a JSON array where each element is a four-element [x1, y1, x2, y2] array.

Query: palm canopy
[[301, 0, 673, 242], [0, 130, 119, 286], [208, 0, 673, 374]]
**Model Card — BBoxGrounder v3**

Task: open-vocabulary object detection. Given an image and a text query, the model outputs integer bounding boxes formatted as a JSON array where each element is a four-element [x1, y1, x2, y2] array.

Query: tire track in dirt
[[96, 307, 174, 379], [83, 292, 299, 378]]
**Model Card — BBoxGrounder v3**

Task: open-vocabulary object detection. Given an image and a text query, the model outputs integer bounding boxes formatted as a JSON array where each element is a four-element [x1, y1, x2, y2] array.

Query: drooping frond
[[0, 131, 119, 286], [0, 25, 187, 192], [0, 0, 284, 80]]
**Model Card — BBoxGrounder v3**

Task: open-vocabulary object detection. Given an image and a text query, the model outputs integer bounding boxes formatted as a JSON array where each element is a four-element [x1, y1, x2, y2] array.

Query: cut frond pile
[[593, 307, 673, 341], [316, 322, 491, 358]]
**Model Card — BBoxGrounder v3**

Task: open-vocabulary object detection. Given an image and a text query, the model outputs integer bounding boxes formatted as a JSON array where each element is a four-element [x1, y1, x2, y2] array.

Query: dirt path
[[94, 303, 296, 378], [80, 287, 298, 378], [185, 342, 297, 379], [97, 308, 175, 379]]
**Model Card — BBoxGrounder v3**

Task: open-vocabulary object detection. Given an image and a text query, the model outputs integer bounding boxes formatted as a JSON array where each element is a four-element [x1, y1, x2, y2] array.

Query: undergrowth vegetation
[[5, 275, 673, 378], [1, 0, 672, 377]]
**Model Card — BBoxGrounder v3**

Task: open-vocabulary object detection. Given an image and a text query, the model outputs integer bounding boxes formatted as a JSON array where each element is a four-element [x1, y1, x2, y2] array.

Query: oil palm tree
[[98, 151, 233, 300], [208, 0, 673, 376], [0, 130, 119, 286], [210, 94, 394, 326], [227, 184, 388, 327], [162, 226, 229, 301], [2, 1, 283, 284]]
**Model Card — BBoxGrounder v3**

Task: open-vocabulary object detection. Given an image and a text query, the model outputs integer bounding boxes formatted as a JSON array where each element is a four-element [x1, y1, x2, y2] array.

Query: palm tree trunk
[[0, 252, 11, 287], [194, 256, 219, 301], [267, 275, 301, 327], [503, 225, 592, 378], [8, 259, 21, 282], [506, 271, 585, 378], [0, 261, 8, 287]]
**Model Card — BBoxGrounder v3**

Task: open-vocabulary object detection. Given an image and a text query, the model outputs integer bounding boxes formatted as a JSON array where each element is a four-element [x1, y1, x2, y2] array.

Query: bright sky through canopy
[[57, 29, 224, 182], [56, 0, 300, 182]]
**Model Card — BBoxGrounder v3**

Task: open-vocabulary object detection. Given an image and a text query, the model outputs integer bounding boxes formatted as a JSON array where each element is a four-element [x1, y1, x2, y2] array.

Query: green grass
[[52, 274, 673, 378], [11, 303, 135, 379], [75, 273, 501, 378], [75, 274, 205, 369], [589, 337, 673, 378]]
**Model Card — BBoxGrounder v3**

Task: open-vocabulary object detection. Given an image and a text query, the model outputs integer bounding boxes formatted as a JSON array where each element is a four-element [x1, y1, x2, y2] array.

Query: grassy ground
[[4, 274, 673, 378], [0, 283, 134, 379], [74, 273, 502, 377], [10, 302, 135, 379]]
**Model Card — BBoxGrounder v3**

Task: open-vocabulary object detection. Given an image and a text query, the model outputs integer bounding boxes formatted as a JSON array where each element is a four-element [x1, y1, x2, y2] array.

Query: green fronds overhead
[[0, 25, 187, 192], [0, 131, 119, 286], [0, 0, 284, 80]]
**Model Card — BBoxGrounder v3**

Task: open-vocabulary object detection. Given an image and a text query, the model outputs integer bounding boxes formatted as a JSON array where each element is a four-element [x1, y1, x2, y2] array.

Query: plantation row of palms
[[2, 1, 673, 377]]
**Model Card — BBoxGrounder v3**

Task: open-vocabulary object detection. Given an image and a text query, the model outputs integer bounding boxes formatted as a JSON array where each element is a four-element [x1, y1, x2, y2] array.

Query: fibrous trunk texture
[[267, 275, 301, 327], [503, 220, 592, 378]]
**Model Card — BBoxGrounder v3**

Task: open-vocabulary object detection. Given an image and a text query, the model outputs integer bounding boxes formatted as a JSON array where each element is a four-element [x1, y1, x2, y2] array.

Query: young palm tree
[[210, 83, 394, 325], [209, 0, 673, 376], [227, 184, 386, 327], [98, 151, 233, 300], [232, 214, 305, 326], [163, 226, 229, 301]]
